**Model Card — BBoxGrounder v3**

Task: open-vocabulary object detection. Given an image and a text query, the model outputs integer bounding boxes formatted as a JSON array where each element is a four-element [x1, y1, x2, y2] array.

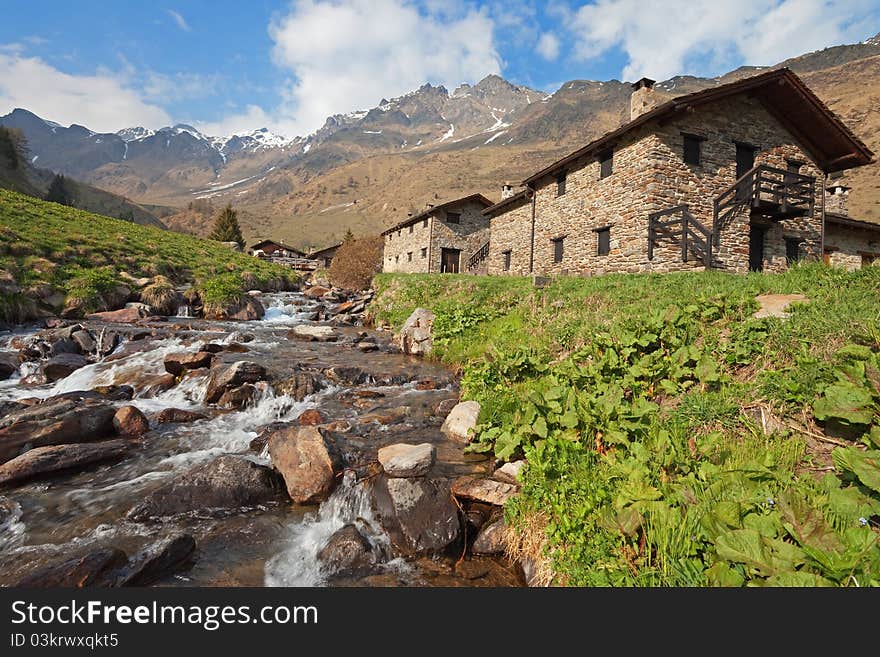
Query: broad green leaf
[[532, 416, 548, 439], [778, 493, 843, 553], [714, 529, 776, 576], [743, 512, 782, 539], [833, 447, 880, 494], [695, 353, 721, 384], [705, 562, 745, 587], [869, 425, 880, 449], [493, 431, 521, 461], [836, 344, 875, 362], [813, 381, 874, 426], [828, 486, 880, 525], [765, 571, 834, 587]]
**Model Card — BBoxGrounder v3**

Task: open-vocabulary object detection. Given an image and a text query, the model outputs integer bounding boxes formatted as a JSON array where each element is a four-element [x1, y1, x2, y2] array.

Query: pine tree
[[343, 228, 355, 242], [46, 174, 72, 206], [208, 203, 245, 249]]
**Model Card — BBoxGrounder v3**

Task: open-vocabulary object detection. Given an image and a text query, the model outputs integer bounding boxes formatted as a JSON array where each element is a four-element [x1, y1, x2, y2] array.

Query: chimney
[[630, 77, 658, 121], [501, 183, 515, 199], [425, 203, 434, 210], [825, 184, 850, 216]]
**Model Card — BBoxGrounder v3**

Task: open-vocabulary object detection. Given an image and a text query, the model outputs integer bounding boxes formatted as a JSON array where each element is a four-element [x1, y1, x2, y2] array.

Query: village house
[[822, 183, 880, 269], [480, 68, 875, 278], [382, 194, 493, 274], [307, 243, 342, 268], [249, 239, 306, 259]]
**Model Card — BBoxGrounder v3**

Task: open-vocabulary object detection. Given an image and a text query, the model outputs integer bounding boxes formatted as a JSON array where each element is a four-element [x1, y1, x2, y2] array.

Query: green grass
[[0, 189, 298, 322], [371, 265, 880, 586]]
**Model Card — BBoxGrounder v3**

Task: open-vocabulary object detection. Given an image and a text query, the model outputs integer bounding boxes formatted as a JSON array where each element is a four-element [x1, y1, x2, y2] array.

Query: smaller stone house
[[382, 194, 493, 274], [823, 184, 880, 269], [307, 243, 342, 268]]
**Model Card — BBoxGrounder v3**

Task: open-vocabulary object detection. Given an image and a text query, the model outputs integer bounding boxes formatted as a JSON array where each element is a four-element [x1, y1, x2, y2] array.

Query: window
[[407, 251, 413, 261], [397, 230, 401, 237], [556, 171, 567, 196], [502, 250, 512, 271], [785, 238, 801, 264], [446, 212, 461, 224], [421, 247, 427, 258], [682, 133, 705, 166], [596, 227, 611, 256], [395, 255, 399, 262], [786, 159, 804, 173], [599, 149, 614, 179], [423, 218, 428, 228], [552, 237, 565, 263], [409, 225, 413, 234]]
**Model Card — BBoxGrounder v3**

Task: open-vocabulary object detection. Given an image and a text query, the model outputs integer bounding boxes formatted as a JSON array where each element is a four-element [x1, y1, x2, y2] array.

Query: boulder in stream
[[370, 474, 461, 556], [472, 519, 508, 555], [42, 353, 89, 382], [440, 400, 481, 444], [218, 383, 260, 410], [113, 406, 150, 437], [127, 455, 285, 520], [451, 475, 519, 506], [204, 361, 266, 404], [274, 370, 325, 402], [111, 534, 197, 586], [317, 524, 375, 577], [288, 325, 338, 342], [398, 308, 435, 356], [377, 443, 435, 478], [0, 398, 117, 464], [155, 408, 207, 424], [0, 353, 19, 380], [267, 426, 342, 504], [15, 548, 128, 588], [164, 351, 214, 376], [0, 440, 131, 486], [86, 306, 149, 324]]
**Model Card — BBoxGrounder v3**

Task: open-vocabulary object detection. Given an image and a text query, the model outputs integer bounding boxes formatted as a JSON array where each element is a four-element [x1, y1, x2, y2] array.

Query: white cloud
[[143, 71, 221, 102], [0, 51, 171, 132], [537, 32, 561, 61], [569, 0, 880, 81], [193, 105, 273, 137], [267, 0, 502, 136], [167, 9, 191, 32]]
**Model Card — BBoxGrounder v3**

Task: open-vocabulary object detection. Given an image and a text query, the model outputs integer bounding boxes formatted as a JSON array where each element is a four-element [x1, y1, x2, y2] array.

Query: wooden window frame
[[551, 236, 565, 263], [594, 226, 611, 256], [599, 149, 614, 179], [682, 132, 706, 166], [407, 251, 413, 262], [446, 212, 461, 224], [420, 247, 427, 258], [502, 249, 512, 271], [556, 171, 567, 197]]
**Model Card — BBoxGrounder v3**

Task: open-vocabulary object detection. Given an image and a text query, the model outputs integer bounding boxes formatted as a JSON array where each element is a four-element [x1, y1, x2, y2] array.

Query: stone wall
[[382, 199, 490, 274], [382, 215, 432, 273], [825, 222, 880, 271], [490, 94, 826, 277], [487, 196, 533, 276]]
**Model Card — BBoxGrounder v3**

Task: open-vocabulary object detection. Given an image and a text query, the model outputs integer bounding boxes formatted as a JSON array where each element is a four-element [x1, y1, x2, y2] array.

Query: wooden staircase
[[649, 164, 816, 267], [467, 240, 490, 272]]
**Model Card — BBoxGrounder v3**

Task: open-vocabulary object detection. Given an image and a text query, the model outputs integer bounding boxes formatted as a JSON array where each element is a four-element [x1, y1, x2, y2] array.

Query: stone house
[[307, 243, 342, 268], [249, 239, 306, 258], [823, 184, 880, 269], [481, 68, 874, 277], [382, 194, 493, 274]]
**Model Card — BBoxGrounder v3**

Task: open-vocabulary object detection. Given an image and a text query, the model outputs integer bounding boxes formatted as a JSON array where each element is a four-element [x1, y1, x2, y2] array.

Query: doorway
[[735, 142, 757, 201], [749, 225, 766, 272], [440, 248, 461, 273]]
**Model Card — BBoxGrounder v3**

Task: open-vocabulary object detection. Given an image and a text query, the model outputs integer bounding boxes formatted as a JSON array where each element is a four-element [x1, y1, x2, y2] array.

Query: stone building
[[823, 184, 880, 269], [483, 68, 874, 277], [382, 194, 493, 274]]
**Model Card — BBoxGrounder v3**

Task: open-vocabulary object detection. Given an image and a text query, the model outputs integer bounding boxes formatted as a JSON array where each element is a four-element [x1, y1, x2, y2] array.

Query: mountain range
[[2, 33, 879, 249]]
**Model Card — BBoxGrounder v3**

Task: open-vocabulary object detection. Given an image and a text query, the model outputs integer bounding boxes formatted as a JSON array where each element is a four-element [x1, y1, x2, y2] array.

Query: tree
[[343, 227, 355, 242], [208, 203, 245, 249], [328, 234, 383, 291], [46, 174, 72, 206], [0, 127, 27, 170]]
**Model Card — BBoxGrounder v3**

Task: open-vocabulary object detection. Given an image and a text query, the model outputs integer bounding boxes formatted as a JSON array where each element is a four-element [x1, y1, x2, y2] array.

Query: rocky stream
[[0, 290, 524, 587]]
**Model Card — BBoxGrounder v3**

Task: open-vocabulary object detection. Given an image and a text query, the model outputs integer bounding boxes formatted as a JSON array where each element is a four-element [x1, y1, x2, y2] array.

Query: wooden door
[[749, 225, 765, 272], [441, 248, 460, 273], [736, 143, 757, 201]]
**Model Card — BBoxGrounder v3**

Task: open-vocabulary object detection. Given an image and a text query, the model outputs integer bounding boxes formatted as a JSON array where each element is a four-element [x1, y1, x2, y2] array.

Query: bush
[[328, 235, 383, 291], [140, 275, 182, 316]]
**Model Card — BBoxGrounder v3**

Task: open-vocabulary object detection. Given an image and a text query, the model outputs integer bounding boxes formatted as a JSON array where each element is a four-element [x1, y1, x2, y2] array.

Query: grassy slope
[[371, 267, 880, 586], [0, 189, 297, 323]]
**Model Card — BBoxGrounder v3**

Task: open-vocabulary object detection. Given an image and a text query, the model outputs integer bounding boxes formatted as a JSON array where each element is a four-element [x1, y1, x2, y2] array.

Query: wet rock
[[71, 329, 96, 354], [464, 503, 495, 531], [377, 443, 435, 478], [199, 343, 225, 354], [288, 325, 338, 342], [494, 460, 526, 484], [205, 361, 266, 404], [0, 440, 131, 486], [0, 400, 26, 417], [297, 409, 326, 426], [325, 365, 369, 385], [140, 373, 177, 397], [0, 353, 18, 380], [86, 306, 148, 324], [434, 398, 459, 417], [317, 524, 375, 576], [42, 353, 89, 382], [228, 331, 255, 343], [472, 519, 507, 555], [304, 285, 330, 299], [113, 406, 150, 437], [155, 408, 207, 424], [441, 400, 481, 443], [452, 476, 518, 506], [415, 379, 442, 391], [398, 308, 435, 356], [354, 390, 385, 399], [218, 383, 259, 410], [227, 296, 265, 321], [371, 475, 461, 556], [49, 337, 80, 356], [267, 426, 342, 505], [164, 351, 214, 376], [223, 343, 250, 354], [0, 399, 117, 464], [454, 560, 492, 580], [322, 420, 352, 433], [360, 406, 410, 426], [93, 385, 136, 401], [127, 456, 284, 520], [357, 341, 379, 352], [275, 370, 325, 401], [15, 548, 128, 588], [111, 534, 197, 586]]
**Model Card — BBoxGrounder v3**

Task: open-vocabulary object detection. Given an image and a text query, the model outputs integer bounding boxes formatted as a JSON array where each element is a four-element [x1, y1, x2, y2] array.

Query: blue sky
[[1, 0, 878, 137]]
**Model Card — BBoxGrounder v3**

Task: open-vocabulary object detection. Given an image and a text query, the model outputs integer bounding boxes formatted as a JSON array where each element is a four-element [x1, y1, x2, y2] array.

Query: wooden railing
[[467, 241, 490, 271], [713, 164, 815, 243], [648, 204, 714, 267]]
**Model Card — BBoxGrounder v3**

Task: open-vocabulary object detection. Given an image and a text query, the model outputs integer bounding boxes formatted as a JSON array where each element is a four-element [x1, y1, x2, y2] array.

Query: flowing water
[[0, 293, 522, 587]]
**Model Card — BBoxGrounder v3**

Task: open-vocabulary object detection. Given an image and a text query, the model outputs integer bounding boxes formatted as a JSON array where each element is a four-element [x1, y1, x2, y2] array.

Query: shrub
[[328, 235, 383, 291], [140, 275, 182, 316]]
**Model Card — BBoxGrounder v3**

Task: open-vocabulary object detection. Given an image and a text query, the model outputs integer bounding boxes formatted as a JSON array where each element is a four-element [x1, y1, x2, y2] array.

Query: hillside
[[370, 267, 880, 586], [0, 189, 295, 325], [3, 35, 879, 247]]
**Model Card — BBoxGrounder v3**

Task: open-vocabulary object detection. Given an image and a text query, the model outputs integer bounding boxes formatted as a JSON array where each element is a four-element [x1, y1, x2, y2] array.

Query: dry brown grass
[[140, 275, 181, 316], [328, 235, 383, 291], [503, 511, 555, 587]]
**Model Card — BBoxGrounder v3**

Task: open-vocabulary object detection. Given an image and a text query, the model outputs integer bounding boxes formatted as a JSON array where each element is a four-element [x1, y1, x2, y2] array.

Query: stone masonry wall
[[487, 196, 533, 276], [499, 94, 825, 277], [382, 215, 432, 273], [429, 200, 491, 274], [825, 223, 880, 271]]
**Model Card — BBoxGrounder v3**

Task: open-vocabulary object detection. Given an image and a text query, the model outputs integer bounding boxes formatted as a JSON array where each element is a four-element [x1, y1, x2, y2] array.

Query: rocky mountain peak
[[869, 32, 880, 46]]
